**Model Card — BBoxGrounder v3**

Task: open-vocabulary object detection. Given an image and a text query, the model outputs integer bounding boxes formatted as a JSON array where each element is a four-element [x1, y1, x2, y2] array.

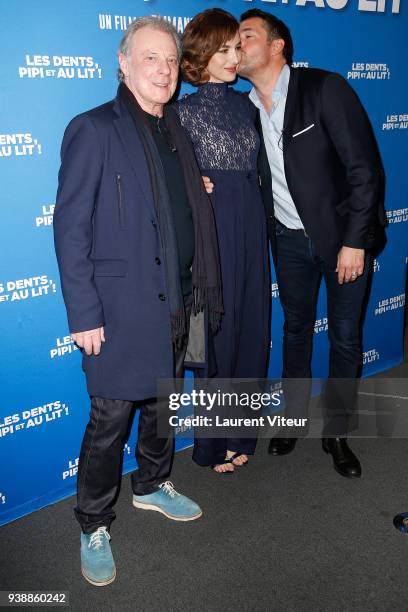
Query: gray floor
[[1, 363, 407, 611]]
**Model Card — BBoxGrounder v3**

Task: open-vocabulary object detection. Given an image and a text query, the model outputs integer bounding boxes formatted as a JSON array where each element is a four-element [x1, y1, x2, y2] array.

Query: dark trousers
[[75, 299, 191, 534], [274, 220, 370, 436]]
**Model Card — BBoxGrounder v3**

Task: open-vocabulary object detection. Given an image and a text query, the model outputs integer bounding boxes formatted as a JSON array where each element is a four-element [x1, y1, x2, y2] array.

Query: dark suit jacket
[[54, 92, 188, 401], [257, 67, 386, 268]]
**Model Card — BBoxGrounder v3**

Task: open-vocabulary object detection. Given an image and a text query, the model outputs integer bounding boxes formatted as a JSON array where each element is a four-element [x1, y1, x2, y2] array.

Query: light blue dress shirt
[[249, 64, 304, 230]]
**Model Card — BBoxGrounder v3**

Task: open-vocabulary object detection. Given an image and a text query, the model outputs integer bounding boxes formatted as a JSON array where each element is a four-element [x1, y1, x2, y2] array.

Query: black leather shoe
[[268, 438, 298, 456], [322, 438, 361, 478]]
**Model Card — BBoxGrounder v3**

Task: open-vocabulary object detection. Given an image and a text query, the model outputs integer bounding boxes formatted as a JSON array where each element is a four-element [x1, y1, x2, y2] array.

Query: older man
[[238, 10, 386, 477], [54, 17, 222, 586]]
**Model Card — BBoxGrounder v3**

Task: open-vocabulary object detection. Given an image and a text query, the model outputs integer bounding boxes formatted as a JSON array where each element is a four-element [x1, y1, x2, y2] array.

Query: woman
[[174, 8, 270, 473]]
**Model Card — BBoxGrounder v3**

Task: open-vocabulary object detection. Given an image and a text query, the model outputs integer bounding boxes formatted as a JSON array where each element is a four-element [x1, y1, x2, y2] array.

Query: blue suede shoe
[[133, 481, 202, 521], [80, 526, 116, 586]]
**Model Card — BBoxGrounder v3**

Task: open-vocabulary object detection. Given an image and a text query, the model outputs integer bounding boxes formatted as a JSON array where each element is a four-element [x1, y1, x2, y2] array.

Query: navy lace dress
[[174, 83, 270, 466]]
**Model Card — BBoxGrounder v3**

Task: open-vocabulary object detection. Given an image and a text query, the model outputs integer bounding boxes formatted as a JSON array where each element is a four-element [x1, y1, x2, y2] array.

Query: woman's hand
[[202, 175, 214, 194]]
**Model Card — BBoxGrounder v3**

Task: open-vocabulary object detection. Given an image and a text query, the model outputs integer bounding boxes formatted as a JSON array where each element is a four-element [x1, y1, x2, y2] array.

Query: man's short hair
[[118, 16, 182, 81], [240, 9, 294, 66]]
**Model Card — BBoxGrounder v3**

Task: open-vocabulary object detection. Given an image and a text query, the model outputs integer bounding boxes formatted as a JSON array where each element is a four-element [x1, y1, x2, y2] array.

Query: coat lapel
[[282, 67, 299, 153], [112, 96, 156, 217]]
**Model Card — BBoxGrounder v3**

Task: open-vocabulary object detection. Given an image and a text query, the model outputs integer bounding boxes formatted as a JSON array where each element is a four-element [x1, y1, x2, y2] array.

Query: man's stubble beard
[[237, 60, 252, 79]]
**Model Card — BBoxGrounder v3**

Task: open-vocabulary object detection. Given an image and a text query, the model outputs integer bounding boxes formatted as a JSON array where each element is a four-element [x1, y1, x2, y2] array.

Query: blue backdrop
[[0, 0, 406, 526]]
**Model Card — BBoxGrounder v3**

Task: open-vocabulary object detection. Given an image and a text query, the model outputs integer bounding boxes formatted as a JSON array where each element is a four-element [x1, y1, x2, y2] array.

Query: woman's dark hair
[[240, 9, 294, 65], [181, 9, 239, 85]]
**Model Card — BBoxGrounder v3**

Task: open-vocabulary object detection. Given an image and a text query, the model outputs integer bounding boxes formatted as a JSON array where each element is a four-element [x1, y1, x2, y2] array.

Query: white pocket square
[[292, 124, 315, 138]]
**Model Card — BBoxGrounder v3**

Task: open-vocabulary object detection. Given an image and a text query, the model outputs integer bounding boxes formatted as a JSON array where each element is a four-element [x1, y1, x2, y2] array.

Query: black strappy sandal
[[227, 452, 248, 467]]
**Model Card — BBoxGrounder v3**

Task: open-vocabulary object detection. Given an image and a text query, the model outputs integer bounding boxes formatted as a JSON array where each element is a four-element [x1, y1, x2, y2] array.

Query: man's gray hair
[[118, 16, 181, 81]]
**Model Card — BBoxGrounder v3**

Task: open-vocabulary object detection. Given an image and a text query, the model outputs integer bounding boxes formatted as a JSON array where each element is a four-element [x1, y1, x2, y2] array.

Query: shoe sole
[[81, 568, 116, 587], [333, 463, 361, 479], [132, 499, 202, 521]]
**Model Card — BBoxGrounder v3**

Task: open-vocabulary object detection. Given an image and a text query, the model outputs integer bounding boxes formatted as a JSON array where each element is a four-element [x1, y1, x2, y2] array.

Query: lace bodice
[[173, 83, 259, 172]]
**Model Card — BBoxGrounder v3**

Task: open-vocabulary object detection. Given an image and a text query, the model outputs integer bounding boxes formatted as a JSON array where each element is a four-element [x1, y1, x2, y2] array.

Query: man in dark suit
[[54, 16, 222, 586], [238, 9, 385, 478]]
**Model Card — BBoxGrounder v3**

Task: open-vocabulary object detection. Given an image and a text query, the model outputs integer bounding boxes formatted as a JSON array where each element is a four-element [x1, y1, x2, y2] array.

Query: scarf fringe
[[171, 309, 187, 347], [193, 286, 224, 333]]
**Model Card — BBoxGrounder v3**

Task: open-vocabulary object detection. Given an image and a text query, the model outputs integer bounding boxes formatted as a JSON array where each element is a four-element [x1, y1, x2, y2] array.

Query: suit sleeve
[[53, 114, 105, 333], [320, 73, 383, 249]]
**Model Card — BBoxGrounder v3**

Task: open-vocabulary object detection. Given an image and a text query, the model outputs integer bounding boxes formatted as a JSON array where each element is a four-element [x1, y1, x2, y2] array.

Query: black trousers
[[274, 220, 371, 436], [75, 299, 191, 534]]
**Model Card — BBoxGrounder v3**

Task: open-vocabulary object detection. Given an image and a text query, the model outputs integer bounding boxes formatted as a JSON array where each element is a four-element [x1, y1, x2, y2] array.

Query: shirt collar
[[249, 63, 290, 113]]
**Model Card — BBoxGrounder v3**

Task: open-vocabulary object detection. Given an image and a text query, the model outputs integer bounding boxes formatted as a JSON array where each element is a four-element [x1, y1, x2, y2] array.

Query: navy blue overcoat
[[54, 92, 185, 400]]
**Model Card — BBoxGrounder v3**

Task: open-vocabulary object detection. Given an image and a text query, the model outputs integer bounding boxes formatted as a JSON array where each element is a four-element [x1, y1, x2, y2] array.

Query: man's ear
[[271, 38, 285, 58], [118, 53, 129, 78]]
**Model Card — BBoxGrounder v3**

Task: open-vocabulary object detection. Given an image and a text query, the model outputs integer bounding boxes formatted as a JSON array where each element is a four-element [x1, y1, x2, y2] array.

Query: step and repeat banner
[[0, 0, 406, 526]]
